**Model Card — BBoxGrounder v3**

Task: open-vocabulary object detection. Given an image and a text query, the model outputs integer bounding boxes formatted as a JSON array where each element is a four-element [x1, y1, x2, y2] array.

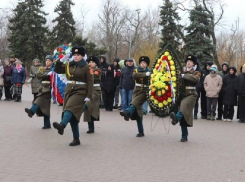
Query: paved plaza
[[0, 85, 245, 182]]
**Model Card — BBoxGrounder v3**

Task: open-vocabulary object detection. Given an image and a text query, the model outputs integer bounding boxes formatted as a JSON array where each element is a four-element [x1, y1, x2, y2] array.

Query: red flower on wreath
[[59, 54, 64, 59], [151, 91, 156, 96], [162, 56, 168, 61]]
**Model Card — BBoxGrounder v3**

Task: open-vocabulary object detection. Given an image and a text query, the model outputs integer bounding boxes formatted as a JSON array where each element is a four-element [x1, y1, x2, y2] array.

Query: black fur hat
[[72, 46, 86, 56], [139, 56, 150, 65], [185, 54, 197, 65], [87, 56, 100, 66]]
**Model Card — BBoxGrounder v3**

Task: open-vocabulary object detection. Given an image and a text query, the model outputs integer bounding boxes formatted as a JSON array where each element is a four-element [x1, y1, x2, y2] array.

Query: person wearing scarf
[[24, 56, 54, 129], [53, 46, 93, 146], [11, 60, 26, 102], [170, 54, 201, 142], [120, 56, 151, 137]]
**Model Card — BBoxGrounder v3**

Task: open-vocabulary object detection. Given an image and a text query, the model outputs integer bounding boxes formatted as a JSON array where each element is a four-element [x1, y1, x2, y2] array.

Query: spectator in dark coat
[[119, 58, 136, 111], [99, 55, 108, 109], [222, 66, 238, 122], [3, 59, 13, 101], [194, 60, 204, 119], [101, 64, 117, 111], [200, 61, 213, 119], [113, 58, 121, 108], [237, 64, 245, 123], [217, 62, 229, 120], [11, 60, 26, 102], [0, 60, 4, 100]]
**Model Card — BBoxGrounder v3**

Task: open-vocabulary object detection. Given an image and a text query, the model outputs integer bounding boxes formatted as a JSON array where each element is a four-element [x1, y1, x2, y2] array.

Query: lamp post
[[128, 9, 141, 58]]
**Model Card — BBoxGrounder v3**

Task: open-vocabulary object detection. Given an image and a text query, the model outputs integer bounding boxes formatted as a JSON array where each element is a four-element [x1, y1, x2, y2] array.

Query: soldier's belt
[[42, 81, 50, 84], [67, 81, 87, 85], [135, 83, 148, 87], [185, 86, 196, 90], [94, 84, 100, 87]]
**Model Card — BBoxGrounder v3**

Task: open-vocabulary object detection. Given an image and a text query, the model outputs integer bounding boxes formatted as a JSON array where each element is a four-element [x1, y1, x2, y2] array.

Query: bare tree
[[97, 0, 127, 62]]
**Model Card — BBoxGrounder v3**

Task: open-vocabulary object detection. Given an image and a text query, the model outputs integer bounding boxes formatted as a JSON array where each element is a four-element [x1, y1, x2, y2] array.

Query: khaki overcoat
[[55, 60, 93, 122]]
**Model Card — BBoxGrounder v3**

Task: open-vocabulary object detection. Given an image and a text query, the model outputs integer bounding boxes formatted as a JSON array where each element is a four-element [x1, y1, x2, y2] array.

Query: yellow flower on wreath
[[170, 60, 174, 65], [168, 97, 172, 103], [163, 100, 168, 106], [164, 52, 170, 56], [158, 103, 163, 108], [154, 100, 159, 104], [170, 66, 175, 70]]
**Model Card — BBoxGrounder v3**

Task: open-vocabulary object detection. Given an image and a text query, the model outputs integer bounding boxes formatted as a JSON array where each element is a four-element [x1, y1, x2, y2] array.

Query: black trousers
[[238, 95, 245, 122], [103, 91, 115, 111], [4, 86, 11, 99], [217, 92, 223, 119], [200, 88, 207, 117], [223, 105, 234, 120]]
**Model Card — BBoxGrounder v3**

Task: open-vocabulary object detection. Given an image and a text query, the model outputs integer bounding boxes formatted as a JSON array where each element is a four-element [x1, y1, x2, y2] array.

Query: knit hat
[[210, 65, 217, 73], [45, 55, 53, 61], [33, 58, 40, 63]]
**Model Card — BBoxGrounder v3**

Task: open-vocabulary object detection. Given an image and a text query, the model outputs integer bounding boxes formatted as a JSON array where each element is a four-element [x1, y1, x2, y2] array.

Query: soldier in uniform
[[24, 55, 54, 129], [170, 54, 200, 142], [52, 46, 93, 146], [83, 56, 101, 133], [120, 56, 151, 137]]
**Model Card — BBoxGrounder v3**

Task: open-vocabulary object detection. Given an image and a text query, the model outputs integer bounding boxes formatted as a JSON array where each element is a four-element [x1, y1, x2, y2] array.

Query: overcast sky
[[1, 0, 245, 33]]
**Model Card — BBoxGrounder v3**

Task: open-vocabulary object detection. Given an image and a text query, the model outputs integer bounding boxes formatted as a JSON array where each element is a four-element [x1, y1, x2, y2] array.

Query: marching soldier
[[24, 55, 54, 129], [83, 56, 101, 133], [170, 54, 200, 142], [52, 46, 93, 146], [120, 56, 151, 137]]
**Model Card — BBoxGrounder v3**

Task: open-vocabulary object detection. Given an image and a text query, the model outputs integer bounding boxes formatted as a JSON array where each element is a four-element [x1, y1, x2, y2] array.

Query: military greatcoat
[[84, 68, 101, 122], [30, 64, 42, 94], [130, 66, 150, 119], [55, 60, 93, 122], [33, 67, 52, 117], [179, 68, 200, 127]]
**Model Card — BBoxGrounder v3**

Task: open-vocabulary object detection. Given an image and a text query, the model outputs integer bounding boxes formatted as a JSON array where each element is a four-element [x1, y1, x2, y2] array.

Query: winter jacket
[[218, 62, 229, 79], [3, 65, 13, 87], [201, 61, 213, 90], [11, 66, 26, 84], [203, 65, 222, 98], [237, 67, 245, 97], [30, 64, 42, 93], [101, 64, 116, 93], [222, 66, 238, 106], [100, 55, 109, 87], [114, 63, 121, 87], [119, 65, 135, 90], [195, 61, 204, 92]]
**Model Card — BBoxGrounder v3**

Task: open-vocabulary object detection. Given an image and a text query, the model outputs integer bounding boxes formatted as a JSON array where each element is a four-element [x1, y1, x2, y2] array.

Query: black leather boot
[[15, 95, 21, 102], [136, 133, 145, 137], [170, 112, 178, 125], [25, 108, 34, 118], [53, 122, 65, 135], [69, 138, 80, 146], [87, 130, 94, 134], [120, 111, 130, 121]]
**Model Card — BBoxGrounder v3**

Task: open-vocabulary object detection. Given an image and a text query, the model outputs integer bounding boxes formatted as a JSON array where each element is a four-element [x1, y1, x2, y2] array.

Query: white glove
[[146, 72, 151, 76], [84, 97, 90, 102], [181, 74, 184, 78], [47, 71, 52, 75]]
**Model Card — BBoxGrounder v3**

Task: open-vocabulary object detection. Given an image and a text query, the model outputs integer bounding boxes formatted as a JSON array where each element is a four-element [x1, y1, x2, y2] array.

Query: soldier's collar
[[69, 59, 87, 67]]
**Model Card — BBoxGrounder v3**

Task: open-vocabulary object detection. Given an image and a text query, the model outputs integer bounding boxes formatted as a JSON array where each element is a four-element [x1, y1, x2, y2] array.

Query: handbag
[[0, 77, 3, 86]]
